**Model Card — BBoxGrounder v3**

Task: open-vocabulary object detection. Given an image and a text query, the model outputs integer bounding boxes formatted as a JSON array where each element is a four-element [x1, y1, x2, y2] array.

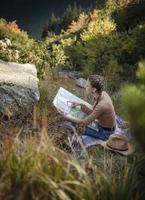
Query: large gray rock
[[68, 71, 83, 79], [58, 70, 83, 79], [75, 78, 86, 88], [0, 60, 39, 118]]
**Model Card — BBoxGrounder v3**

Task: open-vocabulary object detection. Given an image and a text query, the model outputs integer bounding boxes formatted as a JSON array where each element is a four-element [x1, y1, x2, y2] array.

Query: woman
[[61, 74, 116, 141]]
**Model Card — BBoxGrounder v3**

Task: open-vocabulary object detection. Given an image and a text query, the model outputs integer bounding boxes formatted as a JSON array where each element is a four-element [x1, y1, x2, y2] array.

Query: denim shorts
[[82, 124, 115, 141]]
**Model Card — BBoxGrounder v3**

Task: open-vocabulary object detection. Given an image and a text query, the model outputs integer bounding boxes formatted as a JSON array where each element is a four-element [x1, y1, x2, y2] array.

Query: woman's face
[[85, 79, 96, 95]]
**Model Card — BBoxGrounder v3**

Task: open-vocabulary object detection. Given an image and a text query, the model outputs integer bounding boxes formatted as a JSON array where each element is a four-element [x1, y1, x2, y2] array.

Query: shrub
[[121, 61, 145, 152], [0, 19, 50, 78]]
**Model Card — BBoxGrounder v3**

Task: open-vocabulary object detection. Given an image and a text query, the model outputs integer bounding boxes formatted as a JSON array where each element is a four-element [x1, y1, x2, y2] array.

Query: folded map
[[53, 87, 99, 131]]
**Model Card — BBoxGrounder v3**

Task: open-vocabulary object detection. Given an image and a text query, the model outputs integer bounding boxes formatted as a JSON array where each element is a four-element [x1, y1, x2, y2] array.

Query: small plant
[[121, 61, 145, 152]]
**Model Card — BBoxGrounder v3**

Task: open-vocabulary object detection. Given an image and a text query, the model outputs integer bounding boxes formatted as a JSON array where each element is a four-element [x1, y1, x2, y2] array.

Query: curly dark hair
[[88, 75, 105, 94]]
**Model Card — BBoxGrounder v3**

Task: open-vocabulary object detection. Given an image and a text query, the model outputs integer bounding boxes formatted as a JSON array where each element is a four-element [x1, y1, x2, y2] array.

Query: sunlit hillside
[[0, 0, 145, 199]]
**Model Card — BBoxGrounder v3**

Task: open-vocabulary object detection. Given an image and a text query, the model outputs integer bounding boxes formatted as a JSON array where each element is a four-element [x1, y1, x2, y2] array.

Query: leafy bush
[[1, 0, 145, 85], [57, 0, 145, 86], [0, 19, 50, 78], [121, 61, 145, 152]]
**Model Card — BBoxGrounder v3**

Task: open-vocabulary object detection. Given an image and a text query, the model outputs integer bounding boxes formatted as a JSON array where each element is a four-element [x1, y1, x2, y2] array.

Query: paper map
[[53, 87, 98, 130]]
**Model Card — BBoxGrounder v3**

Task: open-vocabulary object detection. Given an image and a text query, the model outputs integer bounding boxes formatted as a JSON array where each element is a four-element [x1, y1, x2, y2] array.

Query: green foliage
[[103, 57, 123, 91], [137, 61, 145, 82], [48, 43, 67, 79], [121, 62, 145, 151], [55, 0, 145, 86], [129, 22, 145, 57], [36, 0, 145, 83], [66, 32, 124, 80], [0, 19, 50, 78], [80, 12, 116, 41], [39, 84, 52, 107], [1, 0, 145, 85]]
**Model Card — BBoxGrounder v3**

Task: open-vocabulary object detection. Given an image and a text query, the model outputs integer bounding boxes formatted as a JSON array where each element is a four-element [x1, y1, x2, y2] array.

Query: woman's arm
[[57, 107, 84, 124], [61, 108, 99, 126], [62, 114, 84, 124], [81, 104, 93, 115], [58, 102, 99, 126], [68, 101, 93, 115]]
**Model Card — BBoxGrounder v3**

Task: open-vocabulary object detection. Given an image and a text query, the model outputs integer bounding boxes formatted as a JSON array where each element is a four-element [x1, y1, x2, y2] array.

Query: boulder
[[75, 78, 86, 88], [0, 60, 39, 118], [68, 71, 82, 79], [58, 70, 83, 79]]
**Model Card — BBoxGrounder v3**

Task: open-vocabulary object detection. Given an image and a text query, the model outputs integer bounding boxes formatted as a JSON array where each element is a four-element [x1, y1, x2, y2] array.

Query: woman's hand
[[67, 101, 82, 108], [67, 101, 92, 114]]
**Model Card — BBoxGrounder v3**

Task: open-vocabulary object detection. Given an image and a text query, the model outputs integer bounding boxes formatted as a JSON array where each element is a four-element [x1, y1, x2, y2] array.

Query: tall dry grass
[[0, 104, 143, 200]]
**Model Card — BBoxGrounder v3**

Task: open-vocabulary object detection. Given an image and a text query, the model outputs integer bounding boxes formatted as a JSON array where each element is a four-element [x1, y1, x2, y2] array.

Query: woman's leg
[[82, 126, 113, 141]]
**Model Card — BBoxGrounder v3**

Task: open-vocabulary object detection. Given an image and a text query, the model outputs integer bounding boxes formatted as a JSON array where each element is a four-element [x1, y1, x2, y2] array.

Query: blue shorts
[[82, 125, 115, 141]]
